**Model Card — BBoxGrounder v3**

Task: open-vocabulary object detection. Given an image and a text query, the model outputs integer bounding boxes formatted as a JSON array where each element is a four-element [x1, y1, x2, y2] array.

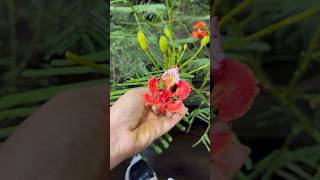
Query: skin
[[0, 86, 108, 180], [0, 86, 246, 179], [0, 86, 188, 179], [110, 88, 188, 169]]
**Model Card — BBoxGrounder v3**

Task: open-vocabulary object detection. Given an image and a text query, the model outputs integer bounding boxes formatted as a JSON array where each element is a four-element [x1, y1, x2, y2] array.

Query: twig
[[223, 4, 320, 50], [218, 0, 253, 28]]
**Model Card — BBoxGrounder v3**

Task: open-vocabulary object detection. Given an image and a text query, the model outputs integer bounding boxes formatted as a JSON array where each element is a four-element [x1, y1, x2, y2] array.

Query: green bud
[[183, 43, 188, 50], [201, 36, 209, 46], [159, 36, 168, 54], [164, 27, 173, 38], [178, 45, 182, 52], [137, 30, 147, 50]]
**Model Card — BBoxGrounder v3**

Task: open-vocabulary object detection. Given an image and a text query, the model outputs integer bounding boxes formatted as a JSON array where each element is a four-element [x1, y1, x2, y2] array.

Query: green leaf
[[50, 50, 107, 66], [0, 107, 36, 122], [22, 66, 101, 77], [0, 79, 105, 109], [110, 4, 166, 14]]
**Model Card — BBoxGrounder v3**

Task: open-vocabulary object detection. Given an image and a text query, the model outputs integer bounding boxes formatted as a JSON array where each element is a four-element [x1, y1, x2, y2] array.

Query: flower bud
[[183, 43, 188, 50], [201, 36, 209, 46], [159, 35, 168, 54], [164, 27, 173, 38], [137, 30, 147, 50]]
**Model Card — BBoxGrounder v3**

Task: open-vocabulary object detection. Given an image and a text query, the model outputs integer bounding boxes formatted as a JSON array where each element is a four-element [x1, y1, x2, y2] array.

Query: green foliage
[[0, 0, 107, 140], [214, 0, 320, 179], [111, 0, 210, 154]]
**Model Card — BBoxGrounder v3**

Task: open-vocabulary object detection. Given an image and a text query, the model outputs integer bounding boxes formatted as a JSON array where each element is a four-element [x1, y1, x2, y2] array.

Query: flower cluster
[[192, 20, 209, 39], [144, 67, 191, 114]]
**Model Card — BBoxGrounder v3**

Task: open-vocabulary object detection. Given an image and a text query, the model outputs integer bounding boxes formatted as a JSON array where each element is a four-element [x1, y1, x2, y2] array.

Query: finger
[[133, 106, 188, 148], [160, 106, 188, 135], [110, 88, 148, 130]]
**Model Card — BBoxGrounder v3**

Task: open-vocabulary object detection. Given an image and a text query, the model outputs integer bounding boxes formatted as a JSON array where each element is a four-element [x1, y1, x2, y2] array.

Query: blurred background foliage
[[0, 0, 107, 140], [213, 0, 320, 179], [110, 0, 210, 154]]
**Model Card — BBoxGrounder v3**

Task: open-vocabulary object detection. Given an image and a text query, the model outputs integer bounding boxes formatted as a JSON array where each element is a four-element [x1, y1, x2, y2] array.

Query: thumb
[[111, 88, 147, 130]]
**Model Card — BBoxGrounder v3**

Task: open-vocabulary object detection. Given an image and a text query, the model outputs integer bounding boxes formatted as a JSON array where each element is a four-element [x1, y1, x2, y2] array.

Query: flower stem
[[218, 0, 253, 27], [223, 4, 320, 50], [187, 63, 209, 74], [65, 52, 108, 75], [144, 50, 160, 71], [290, 24, 320, 86], [180, 45, 204, 69]]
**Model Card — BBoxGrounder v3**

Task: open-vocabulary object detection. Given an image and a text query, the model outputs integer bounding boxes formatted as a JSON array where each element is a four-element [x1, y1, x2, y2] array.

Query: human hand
[[0, 86, 108, 180], [110, 88, 188, 169]]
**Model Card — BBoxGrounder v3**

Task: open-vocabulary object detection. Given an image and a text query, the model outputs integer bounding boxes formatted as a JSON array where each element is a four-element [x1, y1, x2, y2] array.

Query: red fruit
[[211, 60, 259, 122]]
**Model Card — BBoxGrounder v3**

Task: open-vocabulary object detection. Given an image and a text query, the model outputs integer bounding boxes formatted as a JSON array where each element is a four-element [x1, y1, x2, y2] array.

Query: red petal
[[198, 31, 208, 39], [166, 101, 183, 112], [144, 93, 157, 105], [148, 76, 159, 94], [193, 20, 206, 29], [191, 31, 198, 38], [211, 132, 233, 155], [159, 104, 166, 114], [211, 143, 250, 179], [212, 60, 259, 122], [176, 80, 191, 100]]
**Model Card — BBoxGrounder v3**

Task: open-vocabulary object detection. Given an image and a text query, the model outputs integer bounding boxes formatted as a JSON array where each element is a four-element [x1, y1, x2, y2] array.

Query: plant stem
[[187, 63, 209, 74], [223, 4, 320, 50], [290, 25, 320, 86], [180, 45, 204, 69], [65, 52, 109, 75], [249, 57, 320, 143], [144, 50, 160, 71], [218, 0, 253, 27], [128, 0, 142, 30]]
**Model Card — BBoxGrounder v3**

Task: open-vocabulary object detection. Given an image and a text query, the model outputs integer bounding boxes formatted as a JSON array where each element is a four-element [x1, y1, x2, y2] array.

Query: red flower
[[144, 68, 191, 114], [193, 20, 206, 29], [212, 60, 259, 122], [211, 132, 232, 155], [191, 20, 208, 39]]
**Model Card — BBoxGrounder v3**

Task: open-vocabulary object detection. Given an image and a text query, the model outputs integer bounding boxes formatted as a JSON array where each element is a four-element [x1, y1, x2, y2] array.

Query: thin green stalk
[[163, 54, 168, 69], [218, 0, 253, 27], [144, 50, 160, 71], [180, 45, 205, 69], [177, 47, 186, 65], [290, 25, 320, 86], [249, 57, 320, 143], [65, 52, 108, 75], [128, 0, 142, 30], [165, 0, 171, 26], [187, 63, 209, 75], [200, 70, 210, 89], [223, 4, 320, 50], [168, 36, 176, 66]]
